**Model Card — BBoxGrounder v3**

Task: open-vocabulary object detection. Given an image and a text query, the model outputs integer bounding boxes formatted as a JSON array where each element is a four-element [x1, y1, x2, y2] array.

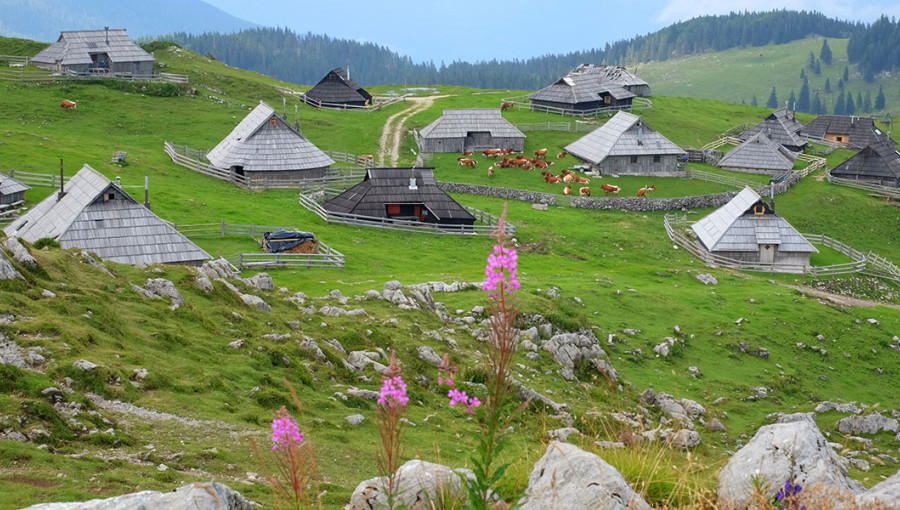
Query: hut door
[[465, 131, 491, 150], [759, 244, 774, 264]]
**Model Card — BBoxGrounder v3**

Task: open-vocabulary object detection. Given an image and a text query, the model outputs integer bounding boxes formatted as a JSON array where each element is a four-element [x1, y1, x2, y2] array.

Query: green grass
[[1, 37, 900, 509]]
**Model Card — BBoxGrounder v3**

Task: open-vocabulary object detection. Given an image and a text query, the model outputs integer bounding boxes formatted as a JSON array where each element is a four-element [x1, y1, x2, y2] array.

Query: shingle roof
[[691, 187, 817, 253], [0, 173, 30, 196], [800, 115, 895, 149], [207, 101, 334, 172], [719, 132, 798, 172], [304, 67, 373, 105], [323, 168, 475, 222], [529, 65, 643, 105], [830, 140, 900, 183], [3, 165, 210, 266], [564, 111, 685, 164], [739, 108, 805, 148], [32, 29, 154, 66], [418, 109, 525, 140]]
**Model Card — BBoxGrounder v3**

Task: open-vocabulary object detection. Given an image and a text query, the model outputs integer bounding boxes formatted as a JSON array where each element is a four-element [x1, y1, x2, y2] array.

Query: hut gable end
[[31, 29, 154, 73], [304, 67, 373, 107], [719, 132, 798, 173], [830, 141, 900, 187], [565, 111, 685, 165]]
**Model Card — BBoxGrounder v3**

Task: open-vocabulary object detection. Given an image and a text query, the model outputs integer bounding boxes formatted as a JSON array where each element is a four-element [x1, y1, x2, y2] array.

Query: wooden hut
[[3, 165, 210, 266], [323, 168, 475, 226], [564, 111, 685, 175], [417, 109, 525, 153], [529, 65, 648, 113], [829, 140, 900, 188], [718, 133, 798, 175], [691, 187, 817, 272], [739, 108, 806, 152], [207, 101, 334, 181], [799, 116, 894, 150], [31, 28, 154, 75], [303, 67, 373, 108], [0, 172, 30, 207]]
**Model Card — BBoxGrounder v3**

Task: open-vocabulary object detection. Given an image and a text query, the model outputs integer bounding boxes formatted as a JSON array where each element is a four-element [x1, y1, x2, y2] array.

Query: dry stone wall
[[436, 182, 558, 205]]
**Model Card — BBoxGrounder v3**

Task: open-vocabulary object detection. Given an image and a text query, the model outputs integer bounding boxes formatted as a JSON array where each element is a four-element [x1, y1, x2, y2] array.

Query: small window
[[753, 205, 766, 215], [653, 155, 661, 163], [387, 204, 401, 215], [104, 193, 115, 201], [630, 155, 638, 164], [95, 219, 104, 228], [836, 136, 843, 142], [269, 118, 278, 126]]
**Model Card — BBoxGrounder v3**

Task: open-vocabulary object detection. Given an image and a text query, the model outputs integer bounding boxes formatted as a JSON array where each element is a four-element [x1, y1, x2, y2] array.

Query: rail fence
[[0, 55, 30, 67], [297, 93, 407, 112], [0, 205, 24, 228], [665, 214, 900, 283], [298, 192, 515, 237], [825, 170, 900, 199], [4, 169, 70, 188], [684, 167, 766, 190], [170, 220, 345, 270], [701, 136, 743, 152], [498, 95, 652, 118], [513, 121, 598, 133], [0, 66, 188, 83]]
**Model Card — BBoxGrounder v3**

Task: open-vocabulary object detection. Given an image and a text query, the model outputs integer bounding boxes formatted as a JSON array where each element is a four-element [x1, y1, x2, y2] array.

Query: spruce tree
[[820, 39, 833, 65], [798, 78, 810, 113], [800, 68, 806, 80], [846, 93, 856, 114], [807, 52, 817, 71], [838, 78, 844, 90], [789, 89, 797, 110], [843, 66, 849, 82], [857, 92, 864, 111], [767, 87, 779, 108], [812, 93, 824, 115], [751, 95, 758, 107], [864, 90, 872, 113], [825, 78, 831, 93], [814, 59, 821, 75], [875, 85, 886, 110], [834, 90, 846, 115]]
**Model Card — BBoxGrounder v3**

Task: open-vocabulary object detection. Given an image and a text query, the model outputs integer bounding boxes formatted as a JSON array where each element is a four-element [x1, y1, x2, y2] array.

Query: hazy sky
[[202, 0, 900, 63]]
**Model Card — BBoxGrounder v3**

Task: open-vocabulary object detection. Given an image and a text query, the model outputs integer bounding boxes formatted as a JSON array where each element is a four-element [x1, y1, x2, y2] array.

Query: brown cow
[[547, 175, 563, 184], [575, 176, 590, 184], [563, 173, 575, 183], [483, 149, 503, 158], [600, 184, 621, 196], [563, 184, 572, 195], [60, 99, 77, 110], [500, 148, 516, 155], [457, 157, 477, 168], [534, 160, 549, 169], [579, 187, 591, 197], [501, 101, 514, 111], [462, 150, 474, 156], [487, 165, 495, 178], [557, 151, 568, 159], [534, 148, 548, 159], [638, 185, 656, 197]]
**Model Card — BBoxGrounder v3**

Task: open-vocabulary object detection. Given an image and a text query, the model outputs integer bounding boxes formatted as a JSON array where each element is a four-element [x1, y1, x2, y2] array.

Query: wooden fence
[[701, 136, 743, 152], [4, 169, 71, 188], [0, 206, 23, 228], [298, 192, 516, 237], [665, 214, 900, 283], [513, 121, 598, 133], [164, 142, 250, 187], [0, 67, 188, 83], [499, 95, 652, 118], [825, 170, 900, 199], [297, 93, 407, 112], [171, 220, 345, 269], [684, 167, 766, 190], [0, 55, 29, 67]]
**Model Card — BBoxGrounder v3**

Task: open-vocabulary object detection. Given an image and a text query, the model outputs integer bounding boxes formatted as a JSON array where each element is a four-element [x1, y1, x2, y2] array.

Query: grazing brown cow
[[579, 187, 591, 197], [60, 99, 77, 110], [487, 165, 495, 178], [547, 175, 563, 184], [500, 148, 516, 155], [563, 184, 572, 195], [501, 101, 514, 111], [457, 157, 477, 168], [483, 149, 503, 158], [638, 185, 656, 197], [600, 184, 621, 196], [534, 148, 548, 159], [575, 176, 590, 184], [357, 154, 374, 165], [563, 173, 575, 183], [508, 158, 529, 167], [462, 150, 474, 156], [557, 151, 567, 159], [534, 159, 549, 169], [523, 163, 535, 170]]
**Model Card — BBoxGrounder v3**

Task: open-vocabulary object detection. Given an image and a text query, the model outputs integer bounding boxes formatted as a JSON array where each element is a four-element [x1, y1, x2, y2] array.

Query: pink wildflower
[[447, 388, 482, 414], [378, 374, 409, 408], [483, 244, 519, 297], [271, 406, 303, 452]]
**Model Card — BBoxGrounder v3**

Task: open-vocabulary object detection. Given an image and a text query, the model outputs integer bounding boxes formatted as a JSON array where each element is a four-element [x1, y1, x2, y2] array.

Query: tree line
[[161, 10, 864, 90]]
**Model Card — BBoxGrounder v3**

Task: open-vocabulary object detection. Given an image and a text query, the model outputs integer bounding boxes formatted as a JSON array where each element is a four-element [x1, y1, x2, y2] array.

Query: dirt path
[[378, 95, 449, 166], [787, 284, 900, 310]]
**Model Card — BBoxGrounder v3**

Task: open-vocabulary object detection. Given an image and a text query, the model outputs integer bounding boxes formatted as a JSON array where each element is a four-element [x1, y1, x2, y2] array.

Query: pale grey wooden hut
[[691, 187, 817, 272], [829, 140, 900, 188], [416, 109, 525, 153], [3, 165, 210, 266], [718, 132, 798, 175], [564, 111, 685, 175], [739, 108, 806, 152], [31, 28, 154, 75], [207, 101, 334, 181], [0, 172, 30, 207]]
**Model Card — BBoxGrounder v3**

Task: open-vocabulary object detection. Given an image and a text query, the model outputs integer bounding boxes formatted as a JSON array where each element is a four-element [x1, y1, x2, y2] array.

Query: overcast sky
[[202, 0, 900, 63]]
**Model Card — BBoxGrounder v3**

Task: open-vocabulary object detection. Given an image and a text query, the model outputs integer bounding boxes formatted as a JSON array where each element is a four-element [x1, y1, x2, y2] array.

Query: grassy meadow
[[0, 38, 899, 509]]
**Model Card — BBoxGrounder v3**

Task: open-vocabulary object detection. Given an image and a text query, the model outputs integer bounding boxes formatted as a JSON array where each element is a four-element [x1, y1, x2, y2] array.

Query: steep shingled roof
[[830, 140, 900, 185], [304, 67, 373, 105], [719, 132, 798, 172], [207, 101, 334, 172], [529, 65, 645, 106], [3, 165, 210, 266], [691, 187, 817, 254], [739, 108, 805, 149], [418, 109, 525, 140], [564, 111, 685, 164], [32, 29, 154, 66], [800, 115, 895, 149], [0, 172, 30, 197]]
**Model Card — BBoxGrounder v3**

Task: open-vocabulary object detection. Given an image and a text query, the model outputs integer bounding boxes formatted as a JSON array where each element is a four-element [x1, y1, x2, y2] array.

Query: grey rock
[[532, 203, 549, 211], [21, 482, 251, 510], [546, 287, 560, 299], [592, 359, 619, 383], [345, 414, 366, 426], [815, 401, 862, 414], [132, 368, 149, 381], [0, 252, 23, 280], [653, 342, 670, 357], [519, 327, 539, 342], [837, 413, 899, 435], [227, 340, 247, 350], [242, 273, 274, 291], [240, 293, 271, 312], [680, 398, 707, 419], [848, 458, 871, 471], [547, 427, 580, 442], [364, 290, 382, 300], [669, 429, 701, 450], [595, 440, 626, 449], [26, 351, 46, 366], [757, 347, 769, 359], [538, 323, 552, 339], [319, 305, 348, 317], [525, 352, 540, 361], [194, 276, 214, 293], [416, 345, 443, 367], [2, 430, 27, 442], [347, 388, 379, 400], [41, 387, 63, 402], [199, 258, 239, 280], [559, 368, 575, 381], [867, 318, 880, 325], [688, 366, 701, 378], [299, 338, 326, 362], [775, 412, 816, 424], [696, 273, 718, 285], [520, 339, 538, 352], [42, 289, 56, 298], [519, 441, 652, 510], [857, 470, 900, 508], [706, 418, 727, 432], [144, 278, 185, 308], [261, 333, 291, 341], [383, 280, 403, 292], [717, 421, 863, 507], [346, 459, 474, 510], [2, 237, 37, 268], [73, 359, 99, 371]]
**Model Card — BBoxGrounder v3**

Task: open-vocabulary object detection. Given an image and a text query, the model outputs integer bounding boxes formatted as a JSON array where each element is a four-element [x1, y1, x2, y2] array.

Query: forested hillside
[[847, 15, 900, 79]]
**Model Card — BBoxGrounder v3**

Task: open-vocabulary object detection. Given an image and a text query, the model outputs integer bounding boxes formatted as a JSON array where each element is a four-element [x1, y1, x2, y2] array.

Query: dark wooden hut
[[323, 168, 475, 226], [207, 101, 334, 181], [691, 187, 817, 272], [3, 165, 210, 266], [417, 109, 525, 153], [718, 133, 798, 175], [799, 115, 894, 149], [829, 141, 900, 187], [529, 65, 648, 113], [565, 112, 685, 175], [303, 67, 373, 108], [0, 173, 30, 207], [739, 108, 806, 152], [31, 28, 154, 75]]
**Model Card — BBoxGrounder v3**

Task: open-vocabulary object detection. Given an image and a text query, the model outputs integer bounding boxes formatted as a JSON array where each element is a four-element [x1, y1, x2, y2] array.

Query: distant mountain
[[0, 0, 255, 42]]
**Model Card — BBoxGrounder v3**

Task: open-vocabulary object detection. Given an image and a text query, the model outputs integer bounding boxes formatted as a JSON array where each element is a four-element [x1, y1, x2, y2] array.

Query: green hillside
[[1, 39, 900, 509]]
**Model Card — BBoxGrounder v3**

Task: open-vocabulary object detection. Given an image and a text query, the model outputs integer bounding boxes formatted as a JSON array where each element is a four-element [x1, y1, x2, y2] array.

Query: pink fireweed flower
[[378, 375, 410, 408], [271, 406, 303, 452], [483, 244, 520, 297], [448, 388, 482, 414]]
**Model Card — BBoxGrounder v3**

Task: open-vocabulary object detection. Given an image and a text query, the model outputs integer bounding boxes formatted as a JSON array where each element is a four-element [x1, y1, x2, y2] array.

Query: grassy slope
[[0, 39, 899, 508]]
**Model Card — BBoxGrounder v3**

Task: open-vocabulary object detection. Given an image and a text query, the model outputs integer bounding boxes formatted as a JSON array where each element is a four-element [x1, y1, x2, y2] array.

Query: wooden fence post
[[221, 219, 226, 237]]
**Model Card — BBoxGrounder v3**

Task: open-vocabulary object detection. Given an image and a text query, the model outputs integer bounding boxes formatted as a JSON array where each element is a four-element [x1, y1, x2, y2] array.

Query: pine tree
[[751, 95, 758, 107], [807, 51, 817, 71], [838, 78, 844, 90], [814, 59, 821, 75], [800, 68, 806, 80], [857, 92, 863, 111], [798, 78, 810, 113], [843, 66, 849, 82], [834, 90, 846, 115], [863, 90, 872, 113], [767, 87, 779, 108], [812, 93, 824, 114], [825, 78, 831, 93], [789, 89, 797, 110], [875, 85, 886, 110], [846, 93, 856, 114], [820, 39, 833, 65]]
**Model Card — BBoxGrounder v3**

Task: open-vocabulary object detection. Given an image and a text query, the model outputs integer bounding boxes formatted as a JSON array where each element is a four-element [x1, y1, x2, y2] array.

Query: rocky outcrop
[[857, 470, 900, 508], [2, 237, 37, 268], [21, 482, 252, 509], [717, 421, 863, 507], [518, 442, 652, 510], [346, 460, 474, 510], [0, 251, 22, 280], [143, 278, 185, 309], [837, 413, 899, 435]]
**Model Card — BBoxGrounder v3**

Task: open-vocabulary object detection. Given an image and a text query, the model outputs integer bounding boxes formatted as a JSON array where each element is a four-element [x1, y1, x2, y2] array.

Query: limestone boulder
[[346, 460, 474, 510], [21, 482, 251, 509]]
